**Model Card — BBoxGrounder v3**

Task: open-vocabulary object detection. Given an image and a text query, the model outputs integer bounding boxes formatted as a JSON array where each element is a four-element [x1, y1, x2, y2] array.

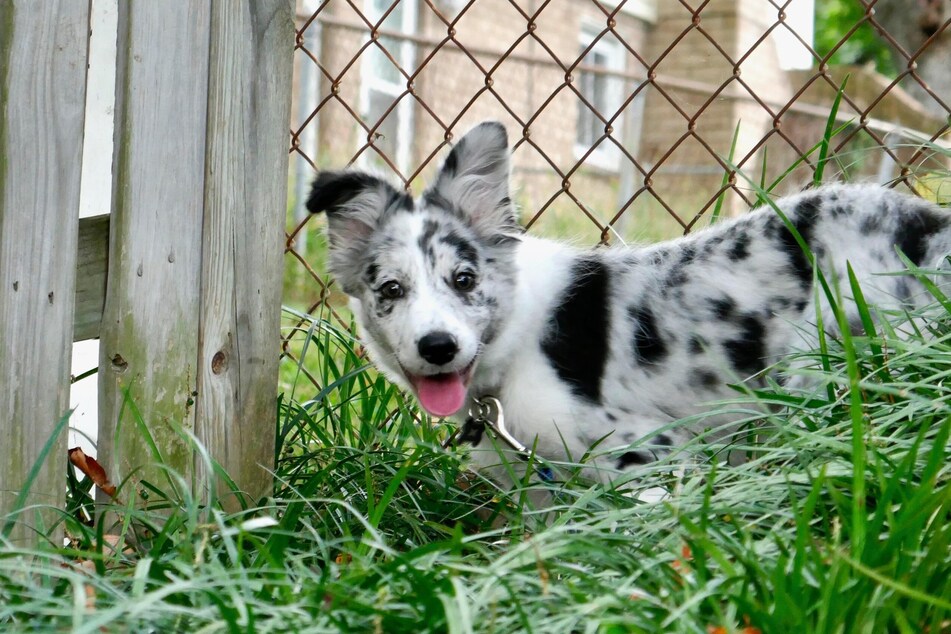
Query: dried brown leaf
[[68, 447, 117, 497]]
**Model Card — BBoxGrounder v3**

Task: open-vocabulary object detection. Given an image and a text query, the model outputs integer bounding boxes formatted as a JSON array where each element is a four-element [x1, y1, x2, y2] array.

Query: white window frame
[[603, 0, 657, 23], [359, 0, 418, 173], [574, 24, 626, 172]]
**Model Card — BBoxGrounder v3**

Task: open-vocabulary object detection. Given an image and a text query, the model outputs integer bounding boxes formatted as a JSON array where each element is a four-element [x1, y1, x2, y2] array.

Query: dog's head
[[306, 121, 521, 416]]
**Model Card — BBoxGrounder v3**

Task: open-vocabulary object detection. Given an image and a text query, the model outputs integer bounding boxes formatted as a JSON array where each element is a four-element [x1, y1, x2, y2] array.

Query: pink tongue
[[416, 373, 467, 417]]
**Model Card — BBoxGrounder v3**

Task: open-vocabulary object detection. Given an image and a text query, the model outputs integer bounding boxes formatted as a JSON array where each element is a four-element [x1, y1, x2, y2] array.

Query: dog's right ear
[[306, 171, 402, 293]]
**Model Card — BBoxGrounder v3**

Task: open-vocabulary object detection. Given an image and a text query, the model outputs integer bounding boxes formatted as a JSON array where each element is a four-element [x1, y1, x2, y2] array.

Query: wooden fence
[[0, 1, 295, 542]]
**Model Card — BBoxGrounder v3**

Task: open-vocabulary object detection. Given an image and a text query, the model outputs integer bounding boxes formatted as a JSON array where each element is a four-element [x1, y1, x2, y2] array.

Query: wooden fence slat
[[99, 1, 294, 507], [0, 1, 90, 541], [196, 1, 294, 507], [98, 2, 212, 500], [74, 215, 109, 342]]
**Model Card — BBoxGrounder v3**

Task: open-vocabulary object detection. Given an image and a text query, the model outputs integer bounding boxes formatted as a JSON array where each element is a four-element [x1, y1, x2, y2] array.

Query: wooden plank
[[196, 1, 294, 506], [97, 2, 211, 501], [0, 1, 90, 541], [74, 215, 109, 342], [99, 1, 295, 507]]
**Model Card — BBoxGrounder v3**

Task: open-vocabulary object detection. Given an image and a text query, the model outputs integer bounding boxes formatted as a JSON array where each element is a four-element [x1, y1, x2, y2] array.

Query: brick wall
[[296, 0, 948, 240], [638, 0, 791, 216], [305, 0, 650, 241]]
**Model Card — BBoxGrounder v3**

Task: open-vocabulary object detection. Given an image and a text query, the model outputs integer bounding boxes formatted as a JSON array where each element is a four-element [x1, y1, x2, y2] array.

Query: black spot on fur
[[655, 434, 672, 446], [691, 368, 720, 389], [541, 258, 609, 403], [896, 278, 913, 303], [418, 219, 439, 265], [679, 244, 696, 264], [306, 171, 405, 215], [441, 143, 459, 178], [723, 313, 767, 376], [775, 194, 822, 288], [606, 412, 617, 422], [629, 305, 667, 366], [616, 451, 652, 469], [385, 188, 414, 214], [897, 207, 946, 266], [667, 266, 689, 287], [794, 299, 808, 312], [728, 231, 750, 261], [860, 213, 883, 235], [457, 289, 483, 307], [848, 315, 865, 336], [649, 250, 669, 266], [440, 231, 478, 263], [423, 190, 445, 208], [708, 296, 736, 319], [364, 262, 379, 285], [688, 335, 705, 354], [770, 296, 791, 311], [830, 204, 851, 218], [374, 301, 395, 317], [418, 220, 438, 250]]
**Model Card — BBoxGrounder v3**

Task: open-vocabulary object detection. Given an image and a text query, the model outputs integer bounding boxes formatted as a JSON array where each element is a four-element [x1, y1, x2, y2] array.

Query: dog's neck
[[472, 235, 581, 394]]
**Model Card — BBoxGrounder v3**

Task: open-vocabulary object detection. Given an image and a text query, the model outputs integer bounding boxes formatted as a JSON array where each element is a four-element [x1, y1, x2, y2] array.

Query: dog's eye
[[378, 281, 404, 300], [453, 271, 477, 292]]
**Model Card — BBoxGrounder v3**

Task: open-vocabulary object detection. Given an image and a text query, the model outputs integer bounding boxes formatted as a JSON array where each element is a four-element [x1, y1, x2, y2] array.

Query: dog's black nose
[[418, 332, 458, 366]]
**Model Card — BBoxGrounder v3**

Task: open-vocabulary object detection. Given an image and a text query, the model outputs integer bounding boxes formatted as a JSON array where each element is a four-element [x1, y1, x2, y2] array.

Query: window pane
[[593, 71, 609, 113], [575, 34, 624, 167], [365, 89, 401, 167], [576, 70, 597, 146], [577, 46, 606, 147], [370, 0, 406, 34], [362, 0, 416, 172], [371, 0, 404, 23], [367, 36, 402, 86]]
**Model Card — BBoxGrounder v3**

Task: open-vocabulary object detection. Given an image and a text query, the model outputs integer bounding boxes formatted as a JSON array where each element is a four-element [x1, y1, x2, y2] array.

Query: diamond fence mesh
[[282, 0, 951, 391]]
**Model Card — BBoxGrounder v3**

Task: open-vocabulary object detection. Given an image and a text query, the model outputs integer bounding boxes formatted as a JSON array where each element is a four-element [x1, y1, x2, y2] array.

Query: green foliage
[[3, 106, 950, 633], [3, 284, 951, 631], [814, 0, 897, 74]]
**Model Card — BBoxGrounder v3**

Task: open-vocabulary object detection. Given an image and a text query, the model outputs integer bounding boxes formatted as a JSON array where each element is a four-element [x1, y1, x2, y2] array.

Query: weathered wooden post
[[0, 2, 90, 541], [98, 1, 294, 509]]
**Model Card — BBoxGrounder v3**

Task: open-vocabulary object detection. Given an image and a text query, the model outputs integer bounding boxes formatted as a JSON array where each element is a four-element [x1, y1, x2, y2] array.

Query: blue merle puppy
[[307, 121, 951, 486]]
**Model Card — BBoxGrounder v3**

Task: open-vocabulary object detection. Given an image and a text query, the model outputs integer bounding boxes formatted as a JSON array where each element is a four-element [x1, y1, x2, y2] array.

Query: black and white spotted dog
[[307, 121, 950, 485]]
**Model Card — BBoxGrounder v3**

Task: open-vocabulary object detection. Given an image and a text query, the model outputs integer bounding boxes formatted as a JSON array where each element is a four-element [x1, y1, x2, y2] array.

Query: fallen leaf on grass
[[672, 544, 693, 572], [68, 447, 117, 497]]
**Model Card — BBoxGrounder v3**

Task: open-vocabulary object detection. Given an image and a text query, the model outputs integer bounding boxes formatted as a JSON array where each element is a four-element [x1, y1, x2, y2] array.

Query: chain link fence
[[282, 0, 951, 387]]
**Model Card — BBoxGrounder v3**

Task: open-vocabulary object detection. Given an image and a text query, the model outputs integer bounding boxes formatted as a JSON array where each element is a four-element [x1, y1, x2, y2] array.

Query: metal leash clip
[[468, 395, 528, 454], [464, 395, 555, 482]]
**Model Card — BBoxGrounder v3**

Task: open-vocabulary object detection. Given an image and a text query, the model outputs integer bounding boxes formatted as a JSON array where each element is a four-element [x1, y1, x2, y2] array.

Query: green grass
[[5, 97, 951, 632], [2, 283, 951, 632]]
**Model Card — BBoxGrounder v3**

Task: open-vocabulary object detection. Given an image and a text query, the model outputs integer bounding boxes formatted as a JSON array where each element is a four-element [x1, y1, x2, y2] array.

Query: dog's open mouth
[[406, 362, 475, 417]]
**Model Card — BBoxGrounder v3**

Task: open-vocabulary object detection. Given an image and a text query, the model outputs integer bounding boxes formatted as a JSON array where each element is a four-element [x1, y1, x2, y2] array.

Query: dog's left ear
[[424, 121, 518, 236]]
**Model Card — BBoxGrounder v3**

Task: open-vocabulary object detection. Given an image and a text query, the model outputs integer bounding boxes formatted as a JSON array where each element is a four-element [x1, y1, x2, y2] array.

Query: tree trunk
[[874, 0, 951, 118]]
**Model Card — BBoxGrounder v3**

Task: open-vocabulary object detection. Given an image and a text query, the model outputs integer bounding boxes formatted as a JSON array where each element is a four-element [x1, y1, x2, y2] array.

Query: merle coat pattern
[[307, 121, 951, 485]]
